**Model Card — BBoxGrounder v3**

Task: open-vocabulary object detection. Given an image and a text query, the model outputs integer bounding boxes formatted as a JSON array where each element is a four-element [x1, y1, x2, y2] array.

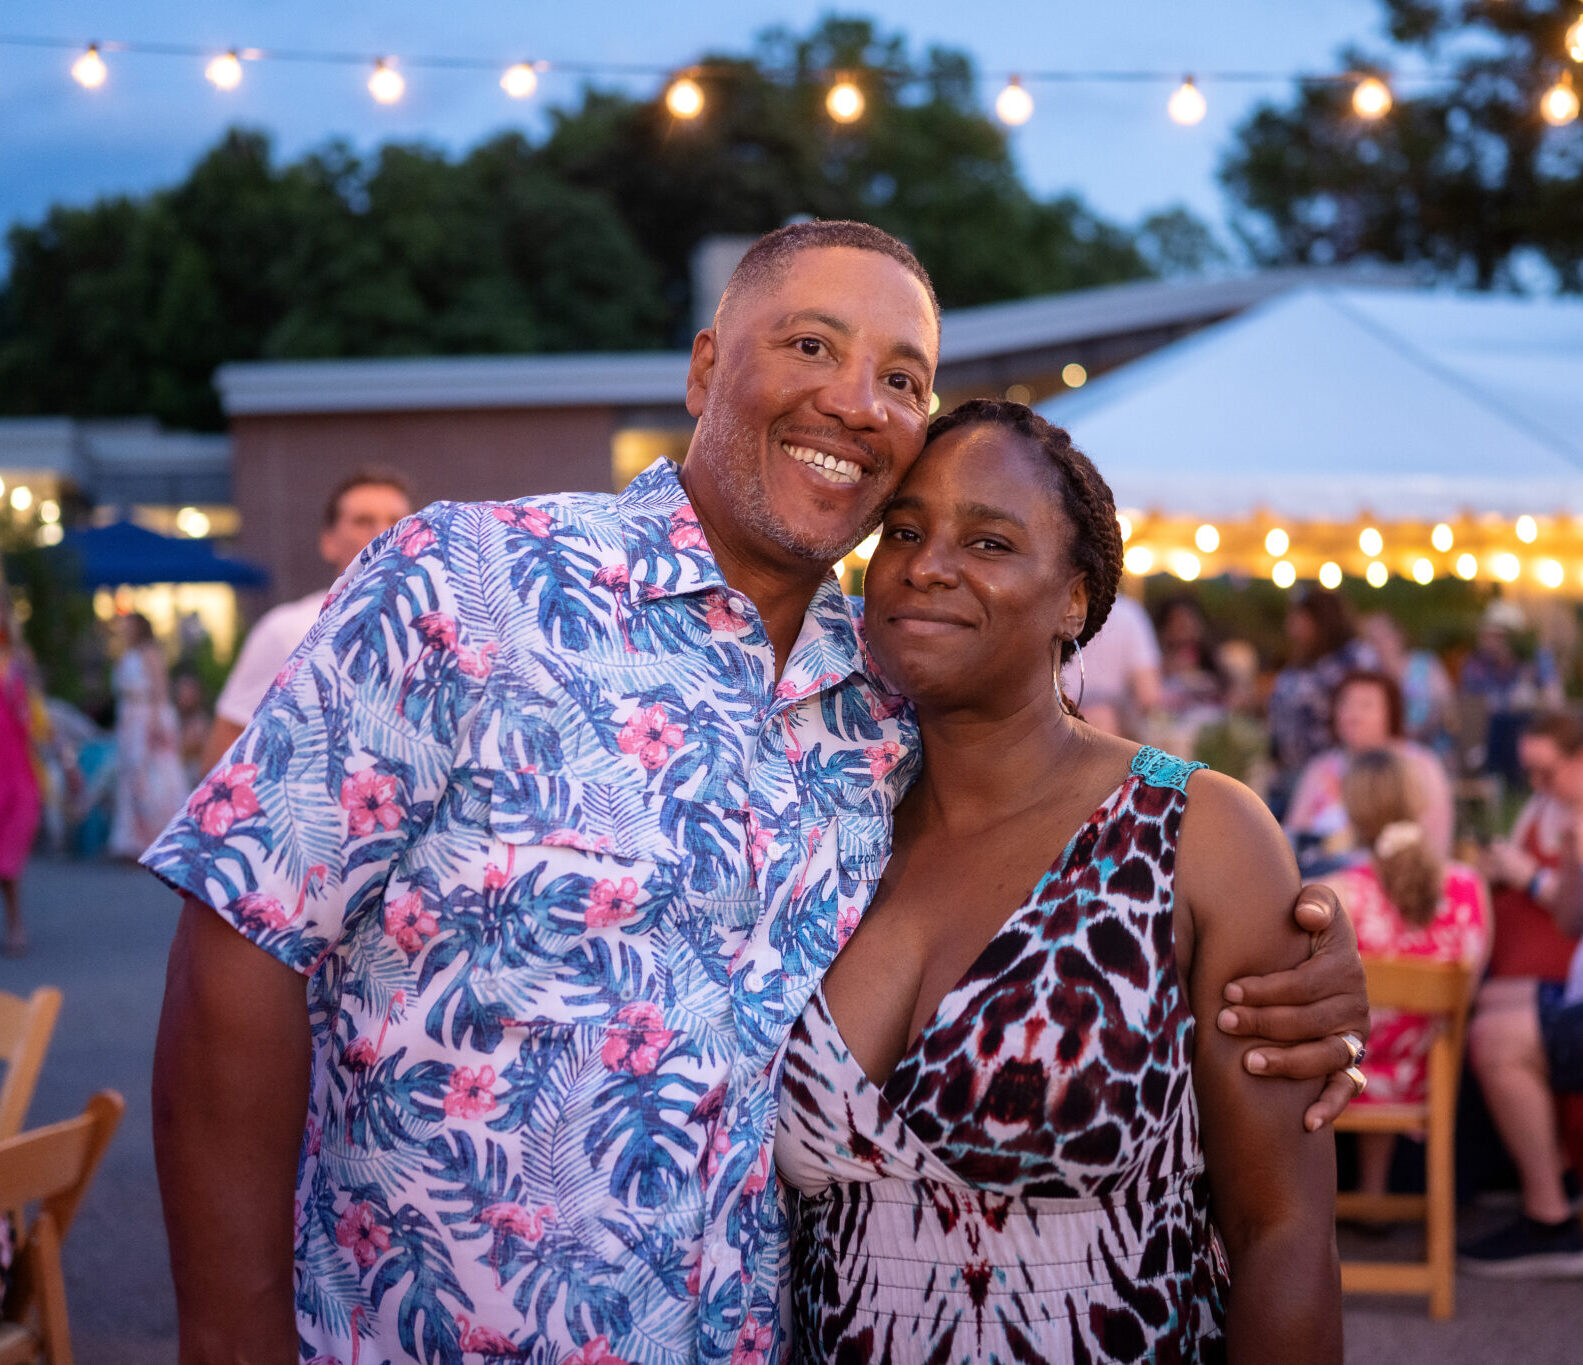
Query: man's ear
[[685, 330, 718, 419]]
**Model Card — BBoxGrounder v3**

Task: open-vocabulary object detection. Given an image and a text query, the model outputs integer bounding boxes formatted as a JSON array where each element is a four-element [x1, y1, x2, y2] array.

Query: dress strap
[[1129, 745, 1205, 794]]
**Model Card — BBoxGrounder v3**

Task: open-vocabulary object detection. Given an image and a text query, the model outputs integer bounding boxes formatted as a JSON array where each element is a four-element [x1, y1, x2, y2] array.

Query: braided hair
[[924, 399, 1124, 670]]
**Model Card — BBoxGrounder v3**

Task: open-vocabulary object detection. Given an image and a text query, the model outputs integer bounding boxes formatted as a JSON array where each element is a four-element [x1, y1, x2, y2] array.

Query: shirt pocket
[[835, 806, 891, 895]]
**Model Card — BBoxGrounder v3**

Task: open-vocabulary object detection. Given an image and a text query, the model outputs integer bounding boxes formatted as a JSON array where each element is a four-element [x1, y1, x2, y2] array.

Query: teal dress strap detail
[[1129, 745, 1205, 794]]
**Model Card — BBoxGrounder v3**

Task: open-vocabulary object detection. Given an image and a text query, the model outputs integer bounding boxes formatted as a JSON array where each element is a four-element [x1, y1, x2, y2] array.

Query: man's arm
[[1215, 878, 1370, 1132], [153, 895, 309, 1364], [198, 718, 245, 774]]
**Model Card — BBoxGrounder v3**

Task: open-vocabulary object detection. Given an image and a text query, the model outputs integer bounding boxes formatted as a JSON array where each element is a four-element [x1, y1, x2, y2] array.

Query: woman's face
[[862, 422, 1086, 715], [1334, 680, 1391, 752]]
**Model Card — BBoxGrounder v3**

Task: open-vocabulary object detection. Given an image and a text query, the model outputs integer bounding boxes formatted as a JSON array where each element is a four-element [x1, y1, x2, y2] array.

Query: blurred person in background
[[1322, 748, 1490, 1204], [1359, 611, 1455, 759], [1267, 588, 1378, 819], [108, 612, 190, 861], [1155, 594, 1226, 714], [1285, 671, 1453, 875], [171, 670, 210, 788], [1070, 590, 1160, 737], [1460, 600, 1564, 787], [200, 467, 413, 770], [0, 605, 42, 954], [1463, 711, 1583, 1277]]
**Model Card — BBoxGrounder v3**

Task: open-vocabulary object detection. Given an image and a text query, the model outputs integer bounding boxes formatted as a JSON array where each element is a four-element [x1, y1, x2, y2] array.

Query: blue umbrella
[[51, 520, 269, 587]]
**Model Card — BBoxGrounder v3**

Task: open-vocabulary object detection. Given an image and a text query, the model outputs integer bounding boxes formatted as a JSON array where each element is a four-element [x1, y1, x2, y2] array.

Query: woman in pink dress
[[0, 610, 42, 955], [1323, 747, 1491, 1199], [108, 613, 190, 861]]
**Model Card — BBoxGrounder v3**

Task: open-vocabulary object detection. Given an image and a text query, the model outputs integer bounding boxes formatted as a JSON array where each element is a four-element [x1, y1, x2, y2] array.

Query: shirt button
[[728, 596, 747, 615]]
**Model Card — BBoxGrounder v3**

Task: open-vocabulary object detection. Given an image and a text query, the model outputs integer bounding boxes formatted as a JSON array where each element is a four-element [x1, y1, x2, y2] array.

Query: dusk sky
[[5, 2, 1395, 256]]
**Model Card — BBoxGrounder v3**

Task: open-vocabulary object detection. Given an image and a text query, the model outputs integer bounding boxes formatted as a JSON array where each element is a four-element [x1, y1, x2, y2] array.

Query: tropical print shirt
[[144, 459, 916, 1365]]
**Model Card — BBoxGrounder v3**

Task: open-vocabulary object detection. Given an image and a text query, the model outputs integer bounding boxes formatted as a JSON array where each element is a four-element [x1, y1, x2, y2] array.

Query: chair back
[[0, 989, 61, 1140], [0, 1092, 123, 1244], [1361, 957, 1475, 1100]]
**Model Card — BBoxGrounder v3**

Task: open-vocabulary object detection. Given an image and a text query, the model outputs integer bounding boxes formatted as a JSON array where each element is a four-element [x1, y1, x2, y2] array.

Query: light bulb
[[1061, 362, 1087, 388], [1431, 522, 1453, 552], [1272, 560, 1297, 589], [1116, 513, 1133, 544], [501, 63, 538, 100], [665, 76, 703, 119], [1412, 558, 1435, 585], [1318, 562, 1343, 590], [1492, 553, 1521, 583], [1569, 15, 1583, 63], [39, 499, 60, 525], [206, 51, 243, 91], [827, 80, 864, 124], [1123, 546, 1154, 575], [1264, 527, 1289, 557], [9, 487, 32, 512], [1455, 553, 1478, 580], [1168, 78, 1206, 126], [1516, 514, 1538, 543], [1365, 561, 1389, 588], [1352, 76, 1392, 119], [995, 78, 1033, 127], [1169, 551, 1202, 582], [1542, 73, 1579, 127], [369, 60, 405, 104], [1538, 559, 1565, 589], [1194, 524, 1220, 553], [72, 44, 107, 89], [1359, 526, 1384, 556]]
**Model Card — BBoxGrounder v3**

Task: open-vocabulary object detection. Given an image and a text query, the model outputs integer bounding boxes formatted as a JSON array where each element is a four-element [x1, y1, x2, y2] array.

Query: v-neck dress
[[774, 747, 1228, 1364]]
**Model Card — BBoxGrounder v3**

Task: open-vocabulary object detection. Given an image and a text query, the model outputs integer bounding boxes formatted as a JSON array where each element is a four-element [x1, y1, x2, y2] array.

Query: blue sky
[[4, 2, 1391, 251]]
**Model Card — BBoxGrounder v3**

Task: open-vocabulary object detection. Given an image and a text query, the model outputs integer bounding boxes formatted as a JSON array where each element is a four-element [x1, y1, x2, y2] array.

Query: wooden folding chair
[[0, 1092, 125, 1365], [0, 990, 62, 1142], [1335, 958, 1474, 1319]]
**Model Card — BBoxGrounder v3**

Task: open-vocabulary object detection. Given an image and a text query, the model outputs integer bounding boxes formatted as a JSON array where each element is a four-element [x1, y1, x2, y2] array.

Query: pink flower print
[[393, 519, 435, 557], [593, 564, 631, 594], [492, 503, 554, 537], [616, 703, 685, 771], [273, 657, 303, 692], [343, 1037, 376, 1072], [341, 769, 401, 838], [483, 861, 508, 892], [457, 642, 498, 678], [668, 504, 706, 550], [864, 740, 902, 782], [836, 903, 861, 949], [561, 1336, 627, 1365], [383, 890, 438, 954], [413, 611, 458, 651], [480, 1202, 555, 1242], [234, 892, 289, 931], [586, 877, 641, 928], [703, 589, 749, 635], [455, 1314, 521, 1355], [600, 1001, 675, 1076], [335, 1200, 391, 1270], [444, 1065, 499, 1119], [188, 763, 260, 837], [732, 1319, 773, 1365]]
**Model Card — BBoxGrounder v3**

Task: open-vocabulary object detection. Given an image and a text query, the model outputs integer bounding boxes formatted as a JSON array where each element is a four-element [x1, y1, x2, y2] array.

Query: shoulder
[[1178, 767, 1299, 907]]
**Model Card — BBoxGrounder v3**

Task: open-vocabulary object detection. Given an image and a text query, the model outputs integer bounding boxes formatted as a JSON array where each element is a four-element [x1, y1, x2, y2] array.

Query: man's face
[[681, 246, 937, 573], [320, 483, 413, 575]]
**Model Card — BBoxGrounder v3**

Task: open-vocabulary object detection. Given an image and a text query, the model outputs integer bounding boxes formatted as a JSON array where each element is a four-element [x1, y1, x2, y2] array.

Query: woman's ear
[[1060, 574, 1090, 644]]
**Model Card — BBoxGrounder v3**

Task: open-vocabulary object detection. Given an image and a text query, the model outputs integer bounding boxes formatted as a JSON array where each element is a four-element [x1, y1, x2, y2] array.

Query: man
[[147, 223, 1366, 1364], [200, 468, 414, 770], [1464, 710, 1583, 1276]]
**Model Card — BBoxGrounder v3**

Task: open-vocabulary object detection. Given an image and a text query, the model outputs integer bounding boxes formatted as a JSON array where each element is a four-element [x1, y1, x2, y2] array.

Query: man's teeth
[[784, 443, 861, 485]]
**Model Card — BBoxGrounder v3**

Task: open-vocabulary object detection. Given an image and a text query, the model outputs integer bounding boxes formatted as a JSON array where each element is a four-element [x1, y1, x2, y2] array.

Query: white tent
[[1037, 286, 1583, 521]]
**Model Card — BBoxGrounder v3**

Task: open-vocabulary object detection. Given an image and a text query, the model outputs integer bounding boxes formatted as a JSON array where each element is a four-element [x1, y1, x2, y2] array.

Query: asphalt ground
[[3, 855, 1578, 1364]]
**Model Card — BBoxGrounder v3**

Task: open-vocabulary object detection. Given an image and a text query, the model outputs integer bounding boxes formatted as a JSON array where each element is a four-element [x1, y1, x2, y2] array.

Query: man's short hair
[[715, 220, 940, 332], [1526, 709, 1583, 756], [323, 466, 416, 529]]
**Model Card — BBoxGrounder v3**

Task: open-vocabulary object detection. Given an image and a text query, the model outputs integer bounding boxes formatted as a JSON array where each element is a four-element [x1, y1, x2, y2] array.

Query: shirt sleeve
[[141, 502, 488, 974]]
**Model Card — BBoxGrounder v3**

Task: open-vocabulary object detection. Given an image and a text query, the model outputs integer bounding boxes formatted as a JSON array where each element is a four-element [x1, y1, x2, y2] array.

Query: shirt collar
[[616, 458, 727, 603]]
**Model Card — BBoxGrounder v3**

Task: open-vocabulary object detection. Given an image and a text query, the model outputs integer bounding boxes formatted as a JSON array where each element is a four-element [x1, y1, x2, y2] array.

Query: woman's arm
[[1178, 769, 1341, 1365]]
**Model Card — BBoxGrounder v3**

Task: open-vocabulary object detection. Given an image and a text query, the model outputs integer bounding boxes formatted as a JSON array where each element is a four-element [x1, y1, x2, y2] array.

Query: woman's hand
[[1215, 880, 1370, 1131]]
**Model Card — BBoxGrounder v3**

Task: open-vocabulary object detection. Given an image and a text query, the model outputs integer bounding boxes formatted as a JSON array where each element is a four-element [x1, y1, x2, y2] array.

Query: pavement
[[2, 855, 1580, 1364]]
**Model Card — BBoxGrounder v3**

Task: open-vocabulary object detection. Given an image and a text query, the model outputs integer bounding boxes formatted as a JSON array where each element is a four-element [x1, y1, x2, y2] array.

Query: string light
[[1272, 560, 1297, 589], [1412, 557, 1434, 584], [39, 499, 60, 525], [1061, 362, 1087, 388], [9, 487, 32, 512], [1194, 524, 1220, 553], [928, 391, 941, 416], [995, 77, 1034, 126], [1168, 77, 1206, 126], [1538, 558, 1565, 589], [1568, 15, 1583, 63], [71, 43, 107, 88], [1318, 562, 1343, 589], [1516, 514, 1538, 543], [205, 50, 243, 90], [1123, 546, 1153, 575], [1542, 72, 1579, 127], [1492, 552, 1521, 583], [1116, 513, 1133, 543], [664, 75, 703, 119], [501, 63, 538, 100], [1365, 561, 1388, 588], [1431, 522, 1454, 552], [368, 58, 404, 104], [1455, 553, 1478, 580], [1359, 526, 1384, 556], [1264, 527, 1289, 556], [826, 78, 864, 124], [1168, 551, 1202, 581], [1352, 75, 1393, 119]]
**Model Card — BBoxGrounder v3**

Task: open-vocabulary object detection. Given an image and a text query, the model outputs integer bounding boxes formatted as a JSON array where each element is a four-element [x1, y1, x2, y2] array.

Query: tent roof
[[1036, 286, 1583, 520], [53, 520, 269, 587]]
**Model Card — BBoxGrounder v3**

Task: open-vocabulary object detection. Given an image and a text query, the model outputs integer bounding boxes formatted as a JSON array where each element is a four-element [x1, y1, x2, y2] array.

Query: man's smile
[[781, 440, 864, 486]]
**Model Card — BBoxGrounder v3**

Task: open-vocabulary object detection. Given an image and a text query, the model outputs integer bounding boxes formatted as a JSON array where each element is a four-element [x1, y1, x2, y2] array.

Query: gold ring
[[1344, 1064, 1368, 1096], [1339, 1032, 1367, 1067]]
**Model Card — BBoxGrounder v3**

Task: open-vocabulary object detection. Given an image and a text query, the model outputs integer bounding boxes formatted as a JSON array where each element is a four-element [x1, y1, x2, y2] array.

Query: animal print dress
[[775, 747, 1227, 1363]]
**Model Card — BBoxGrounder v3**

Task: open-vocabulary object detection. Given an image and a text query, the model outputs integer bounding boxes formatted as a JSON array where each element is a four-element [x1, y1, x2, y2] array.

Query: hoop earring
[[1060, 636, 1086, 715]]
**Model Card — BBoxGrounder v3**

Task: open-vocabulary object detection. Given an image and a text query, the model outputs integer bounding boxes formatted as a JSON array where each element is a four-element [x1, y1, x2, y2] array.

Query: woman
[[108, 613, 190, 860], [776, 401, 1339, 1363], [1358, 612, 1454, 758], [1283, 671, 1454, 875], [1322, 748, 1489, 1201], [0, 608, 42, 954]]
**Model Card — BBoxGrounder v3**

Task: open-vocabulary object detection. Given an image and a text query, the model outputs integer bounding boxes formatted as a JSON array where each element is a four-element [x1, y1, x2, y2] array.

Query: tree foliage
[[1220, 0, 1583, 289], [0, 16, 1219, 429]]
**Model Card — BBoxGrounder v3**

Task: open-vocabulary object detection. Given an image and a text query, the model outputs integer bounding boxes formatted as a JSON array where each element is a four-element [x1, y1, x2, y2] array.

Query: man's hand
[[1215, 883, 1369, 1132]]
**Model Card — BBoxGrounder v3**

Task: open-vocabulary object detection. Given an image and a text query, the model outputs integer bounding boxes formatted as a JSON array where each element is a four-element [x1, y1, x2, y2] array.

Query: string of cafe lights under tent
[[3, 22, 1581, 127]]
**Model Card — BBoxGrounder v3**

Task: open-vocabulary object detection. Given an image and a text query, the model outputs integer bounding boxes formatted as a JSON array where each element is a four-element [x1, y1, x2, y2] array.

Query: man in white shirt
[[1069, 592, 1161, 736], [201, 468, 413, 769]]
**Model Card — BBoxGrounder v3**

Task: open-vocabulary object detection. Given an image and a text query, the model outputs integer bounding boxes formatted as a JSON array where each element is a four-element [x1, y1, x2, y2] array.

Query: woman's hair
[[1289, 587, 1355, 664], [1527, 709, 1583, 757], [1342, 747, 1442, 926], [1154, 594, 1218, 673], [1331, 669, 1405, 742], [924, 399, 1122, 668], [122, 612, 155, 647]]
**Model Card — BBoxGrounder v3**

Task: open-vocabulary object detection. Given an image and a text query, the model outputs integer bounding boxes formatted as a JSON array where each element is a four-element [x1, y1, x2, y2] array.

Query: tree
[[1220, 0, 1583, 290]]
